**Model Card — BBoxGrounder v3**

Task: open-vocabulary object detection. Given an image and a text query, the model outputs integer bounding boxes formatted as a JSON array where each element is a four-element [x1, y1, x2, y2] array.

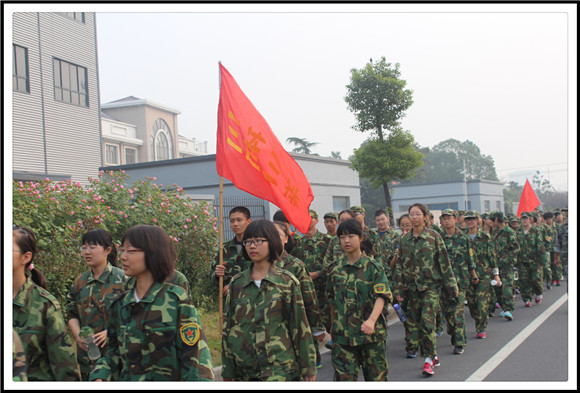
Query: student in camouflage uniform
[[538, 212, 556, 289], [323, 211, 339, 237], [210, 206, 252, 299], [393, 204, 459, 376], [373, 209, 399, 280], [439, 209, 477, 354], [222, 220, 317, 381], [516, 212, 546, 307], [531, 212, 552, 289], [12, 225, 81, 381], [490, 211, 520, 321], [13, 329, 28, 381], [274, 220, 326, 368], [91, 225, 214, 381], [390, 214, 420, 358], [323, 209, 356, 268], [351, 205, 379, 258], [555, 209, 568, 284], [326, 219, 392, 381], [274, 209, 302, 253], [291, 210, 333, 335], [544, 212, 561, 286], [66, 229, 127, 380], [464, 211, 501, 339]]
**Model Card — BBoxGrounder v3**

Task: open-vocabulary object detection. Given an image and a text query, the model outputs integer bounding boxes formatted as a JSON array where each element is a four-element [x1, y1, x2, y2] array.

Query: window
[[13, 45, 29, 93], [61, 12, 85, 23], [332, 196, 350, 212], [53, 58, 88, 107], [152, 118, 173, 161], [484, 200, 491, 212], [496, 200, 502, 211], [105, 144, 119, 165], [125, 147, 137, 164], [156, 132, 169, 161]]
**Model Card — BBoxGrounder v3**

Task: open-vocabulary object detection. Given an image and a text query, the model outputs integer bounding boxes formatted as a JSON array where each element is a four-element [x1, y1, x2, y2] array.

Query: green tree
[[330, 151, 343, 159], [503, 181, 523, 214], [350, 129, 424, 222], [345, 57, 416, 222], [286, 137, 319, 155]]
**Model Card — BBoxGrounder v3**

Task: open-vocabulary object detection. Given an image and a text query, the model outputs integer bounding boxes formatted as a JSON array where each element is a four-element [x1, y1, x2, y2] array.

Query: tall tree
[[345, 57, 415, 222], [350, 129, 424, 222], [286, 137, 319, 155], [330, 151, 343, 159]]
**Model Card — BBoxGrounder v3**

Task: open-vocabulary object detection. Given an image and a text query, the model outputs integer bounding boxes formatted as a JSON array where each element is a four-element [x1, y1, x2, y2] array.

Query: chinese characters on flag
[[516, 178, 542, 217], [216, 63, 313, 233]]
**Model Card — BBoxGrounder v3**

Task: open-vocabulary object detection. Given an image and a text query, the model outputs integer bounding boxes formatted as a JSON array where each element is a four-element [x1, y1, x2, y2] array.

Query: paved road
[[214, 281, 572, 387]]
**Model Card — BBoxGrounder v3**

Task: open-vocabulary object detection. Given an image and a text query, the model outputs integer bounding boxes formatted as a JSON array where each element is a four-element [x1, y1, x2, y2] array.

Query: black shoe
[[453, 346, 464, 354], [547, 282, 551, 290], [324, 340, 333, 350]]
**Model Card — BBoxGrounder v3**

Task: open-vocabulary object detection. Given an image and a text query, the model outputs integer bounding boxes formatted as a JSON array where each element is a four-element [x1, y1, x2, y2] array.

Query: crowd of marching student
[[12, 204, 568, 382]]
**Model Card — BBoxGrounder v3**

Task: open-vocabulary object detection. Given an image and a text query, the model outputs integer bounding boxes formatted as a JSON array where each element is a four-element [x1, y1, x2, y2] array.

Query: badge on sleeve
[[180, 323, 200, 346], [374, 283, 387, 294]]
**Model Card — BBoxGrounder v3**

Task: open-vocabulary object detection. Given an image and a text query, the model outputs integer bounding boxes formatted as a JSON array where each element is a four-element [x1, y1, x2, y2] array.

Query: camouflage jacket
[[556, 222, 568, 260], [125, 269, 189, 292], [468, 230, 498, 281], [222, 264, 316, 381], [516, 226, 546, 263], [541, 223, 557, 253], [90, 281, 214, 381], [322, 235, 344, 269], [441, 228, 477, 290], [276, 251, 323, 333], [13, 277, 81, 381], [13, 329, 27, 382], [393, 228, 458, 296], [291, 230, 332, 277], [492, 225, 520, 269], [210, 237, 251, 286], [326, 254, 392, 346], [66, 263, 127, 333], [374, 229, 398, 269]]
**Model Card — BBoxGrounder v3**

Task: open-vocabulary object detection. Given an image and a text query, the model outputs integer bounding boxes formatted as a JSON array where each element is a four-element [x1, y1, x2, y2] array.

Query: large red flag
[[516, 178, 541, 217], [216, 63, 313, 233]]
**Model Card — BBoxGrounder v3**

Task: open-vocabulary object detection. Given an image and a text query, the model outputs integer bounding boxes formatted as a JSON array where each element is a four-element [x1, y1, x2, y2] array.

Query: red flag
[[516, 179, 541, 217], [216, 63, 313, 233]]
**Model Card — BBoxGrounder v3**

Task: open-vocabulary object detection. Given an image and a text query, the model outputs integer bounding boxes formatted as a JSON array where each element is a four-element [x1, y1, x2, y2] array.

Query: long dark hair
[[336, 219, 374, 255], [13, 225, 47, 289], [82, 229, 118, 267], [121, 225, 175, 282], [242, 220, 283, 263]]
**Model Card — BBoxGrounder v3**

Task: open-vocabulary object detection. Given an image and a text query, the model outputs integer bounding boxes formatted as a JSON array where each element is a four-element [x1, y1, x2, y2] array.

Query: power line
[[497, 162, 568, 172]]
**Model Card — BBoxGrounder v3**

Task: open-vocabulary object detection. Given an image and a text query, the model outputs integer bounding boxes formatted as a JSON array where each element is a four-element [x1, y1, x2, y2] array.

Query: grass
[[199, 310, 222, 367]]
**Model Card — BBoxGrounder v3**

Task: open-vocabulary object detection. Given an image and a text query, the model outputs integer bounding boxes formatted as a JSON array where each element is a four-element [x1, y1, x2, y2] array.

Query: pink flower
[[116, 221, 120, 224], [114, 188, 118, 192], [131, 206, 135, 209], [184, 224, 188, 229], [70, 211, 75, 215], [153, 218, 157, 223], [186, 218, 192, 222]]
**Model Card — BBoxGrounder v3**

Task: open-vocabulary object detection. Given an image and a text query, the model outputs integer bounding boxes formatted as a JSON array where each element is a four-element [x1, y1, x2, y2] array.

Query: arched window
[[151, 118, 173, 161]]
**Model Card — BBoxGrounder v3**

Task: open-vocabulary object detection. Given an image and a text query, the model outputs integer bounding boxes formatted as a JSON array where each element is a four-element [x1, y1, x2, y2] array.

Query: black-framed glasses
[[243, 239, 268, 247]]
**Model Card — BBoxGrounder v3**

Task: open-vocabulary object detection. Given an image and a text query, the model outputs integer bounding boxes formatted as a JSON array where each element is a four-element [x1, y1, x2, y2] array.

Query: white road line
[[465, 293, 568, 382]]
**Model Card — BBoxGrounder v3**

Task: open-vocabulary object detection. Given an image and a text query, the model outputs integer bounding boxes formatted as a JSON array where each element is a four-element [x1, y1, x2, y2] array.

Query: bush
[[13, 170, 219, 309]]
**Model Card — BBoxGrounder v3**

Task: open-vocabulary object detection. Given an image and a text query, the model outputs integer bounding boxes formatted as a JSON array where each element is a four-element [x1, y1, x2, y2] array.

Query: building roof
[[101, 96, 181, 115]]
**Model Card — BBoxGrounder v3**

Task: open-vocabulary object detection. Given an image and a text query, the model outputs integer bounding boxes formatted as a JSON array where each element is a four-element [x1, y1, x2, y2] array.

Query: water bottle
[[393, 304, 407, 323], [513, 267, 519, 281], [86, 334, 101, 360], [491, 279, 501, 287]]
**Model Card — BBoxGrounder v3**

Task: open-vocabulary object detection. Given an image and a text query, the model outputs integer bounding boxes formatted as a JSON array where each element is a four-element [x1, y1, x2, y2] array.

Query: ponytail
[[13, 225, 47, 289]]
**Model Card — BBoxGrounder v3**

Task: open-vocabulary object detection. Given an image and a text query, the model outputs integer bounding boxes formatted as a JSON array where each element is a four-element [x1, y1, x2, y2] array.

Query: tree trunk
[[382, 181, 395, 225]]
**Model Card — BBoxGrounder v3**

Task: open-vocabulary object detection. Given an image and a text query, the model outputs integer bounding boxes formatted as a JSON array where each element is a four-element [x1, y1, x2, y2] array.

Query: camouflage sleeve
[[220, 286, 236, 379], [287, 282, 317, 378], [537, 228, 546, 255], [510, 230, 520, 256], [45, 300, 81, 381], [13, 329, 27, 382], [435, 234, 458, 294], [372, 263, 393, 309], [489, 238, 499, 270], [294, 263, 323, 333], [177, 300, 215, 381], [467, 238, 477, 272], [65, 278, 80, 322], [90, 300, 121, 381], [209, 250, 220, 282]]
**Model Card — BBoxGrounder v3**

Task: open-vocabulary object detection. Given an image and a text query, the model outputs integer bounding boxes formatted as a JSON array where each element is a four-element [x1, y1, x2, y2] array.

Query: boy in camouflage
[[516, 212, 546, 306], [326, 219, 392, 381], [222, 220, 317, 381]]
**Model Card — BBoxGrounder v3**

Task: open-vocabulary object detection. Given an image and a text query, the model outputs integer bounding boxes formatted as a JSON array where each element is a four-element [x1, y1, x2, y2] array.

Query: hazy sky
[[91, 4, 574, 191]]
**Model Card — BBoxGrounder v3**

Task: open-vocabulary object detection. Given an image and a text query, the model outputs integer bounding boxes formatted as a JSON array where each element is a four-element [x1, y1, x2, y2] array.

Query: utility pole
[[463, 160, 469, 210]]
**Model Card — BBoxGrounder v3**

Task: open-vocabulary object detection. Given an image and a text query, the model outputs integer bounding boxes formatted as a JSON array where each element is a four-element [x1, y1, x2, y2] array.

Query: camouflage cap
[[458, 210, 466, 216], [530, 211, 539, 219], [509, 216, 519, 222], [464, 210, 478, 219], [490, 211, 506, 220], [350, 205, 365, 214], [481, 212, 490, 220], [323, 211, 338, 220], [309, 209, 318, 219], [520, 212, 531, 218], [440, 209, 457, 218]]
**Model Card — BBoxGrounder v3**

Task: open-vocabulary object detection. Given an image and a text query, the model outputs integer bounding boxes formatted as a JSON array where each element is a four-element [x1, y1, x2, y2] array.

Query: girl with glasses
[[90, 225, 214, 381], [65, 229, 127, 380], [12, 225, 81, 381], [221, 220, 317, 381]]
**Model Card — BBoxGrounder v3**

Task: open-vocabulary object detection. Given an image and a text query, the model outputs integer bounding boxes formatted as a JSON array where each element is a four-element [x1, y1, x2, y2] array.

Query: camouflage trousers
[[331, 340, 388, 381], [405, 287, 441, 358], [541, 252, 552, 284], [441, 289, 467, 347], [494, 267, 515, 313], [518, 261, 544, 303], [399, 294, 419, 354], [466, 280, 492, 334], [550, 252, 562, 282]]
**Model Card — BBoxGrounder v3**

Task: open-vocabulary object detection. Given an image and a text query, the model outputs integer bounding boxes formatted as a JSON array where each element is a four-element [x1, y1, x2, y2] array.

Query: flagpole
[[218, 175, 224, 335]]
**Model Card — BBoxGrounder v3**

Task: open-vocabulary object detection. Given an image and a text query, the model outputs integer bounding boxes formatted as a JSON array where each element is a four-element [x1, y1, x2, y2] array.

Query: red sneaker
[[433, 355, 441, 367], [422, 362, 434, 376], [525, 301, 532, 307], [535, 295, 543, 304], [476, 332, 486, 339]]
